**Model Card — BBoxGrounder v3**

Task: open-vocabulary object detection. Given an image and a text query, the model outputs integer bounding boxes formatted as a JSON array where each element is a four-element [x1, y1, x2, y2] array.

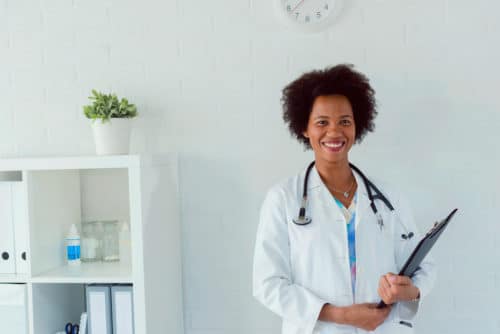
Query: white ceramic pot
[[91, 118, 132, 155]]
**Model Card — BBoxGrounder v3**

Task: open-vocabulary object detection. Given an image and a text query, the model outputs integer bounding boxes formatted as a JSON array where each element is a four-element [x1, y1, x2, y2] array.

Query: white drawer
[[0, 284, 28, 334]]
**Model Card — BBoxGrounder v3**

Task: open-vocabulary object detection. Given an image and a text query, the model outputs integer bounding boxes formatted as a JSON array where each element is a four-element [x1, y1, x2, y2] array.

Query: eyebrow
[[313, 114, 353, 120]]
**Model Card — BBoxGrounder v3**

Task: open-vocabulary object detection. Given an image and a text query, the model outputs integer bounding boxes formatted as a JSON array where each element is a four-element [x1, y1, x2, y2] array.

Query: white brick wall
[[1, 0, 500, 333]]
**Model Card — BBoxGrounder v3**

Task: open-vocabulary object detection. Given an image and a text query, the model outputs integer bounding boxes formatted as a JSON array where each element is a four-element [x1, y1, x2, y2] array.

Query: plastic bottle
[[66, 223, 81, 265], [119, 221, 131, 265]]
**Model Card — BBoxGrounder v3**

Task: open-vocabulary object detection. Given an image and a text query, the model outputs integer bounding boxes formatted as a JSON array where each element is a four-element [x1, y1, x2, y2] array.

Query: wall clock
[[274, 0, 342, 33]]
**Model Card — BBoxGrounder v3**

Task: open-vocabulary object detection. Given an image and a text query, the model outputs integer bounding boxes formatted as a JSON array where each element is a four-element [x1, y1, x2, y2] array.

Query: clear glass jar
[[102, 220, 120, 262], [80, 221, 103, 262]]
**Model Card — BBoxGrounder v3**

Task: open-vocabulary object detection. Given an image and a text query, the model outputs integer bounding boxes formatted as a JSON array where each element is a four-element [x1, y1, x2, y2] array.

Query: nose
[[326, 123, 341, 136]]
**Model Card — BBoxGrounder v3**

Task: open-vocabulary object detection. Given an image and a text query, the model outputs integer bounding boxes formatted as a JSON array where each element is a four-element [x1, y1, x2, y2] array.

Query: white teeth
[[324, 142, 343, 148]]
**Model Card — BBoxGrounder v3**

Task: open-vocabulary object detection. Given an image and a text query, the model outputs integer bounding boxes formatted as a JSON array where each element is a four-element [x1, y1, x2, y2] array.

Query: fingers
[[355, 304, 391, 331], [378, 276, 394, 304], [378, 285, 393, 304], [379, 273, 417, 305], [386, 273, 412, 286], [381, 273, 418, 303], [380, 275, 391, 289]]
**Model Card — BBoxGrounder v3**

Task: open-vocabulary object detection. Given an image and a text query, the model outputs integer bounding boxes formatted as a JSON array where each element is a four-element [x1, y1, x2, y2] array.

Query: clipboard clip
[[426, 221, 441, 237], [426, 208, 458, 237]]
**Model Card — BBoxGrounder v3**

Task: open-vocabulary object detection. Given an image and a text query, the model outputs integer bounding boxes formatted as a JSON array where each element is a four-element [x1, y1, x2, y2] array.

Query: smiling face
[[303, 95, 355, 166]]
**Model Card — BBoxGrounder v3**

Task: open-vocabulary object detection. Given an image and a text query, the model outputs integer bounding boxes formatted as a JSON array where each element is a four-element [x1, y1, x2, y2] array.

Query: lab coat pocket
[[391, 320, 414, 334], [388, 319, 414, 334], [371, 318, 413, 334], [397, 320, 413, 329]]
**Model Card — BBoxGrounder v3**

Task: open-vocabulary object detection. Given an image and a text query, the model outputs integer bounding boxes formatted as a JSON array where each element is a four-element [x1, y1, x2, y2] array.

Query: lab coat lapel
[[353, 170, 372, 229], [306, 165, 323, 193], [307, 166, 344, 221]]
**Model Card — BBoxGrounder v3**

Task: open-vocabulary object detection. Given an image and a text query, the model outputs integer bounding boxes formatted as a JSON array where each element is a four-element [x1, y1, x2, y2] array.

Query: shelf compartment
[[27, 168, 131, 278], [31, 283, 85, 334], [31, 262, 132, 284]]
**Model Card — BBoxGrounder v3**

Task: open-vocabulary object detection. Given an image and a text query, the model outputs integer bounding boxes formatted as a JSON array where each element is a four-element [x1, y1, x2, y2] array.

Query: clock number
[[324, 4, 329, 10], [316, 11, 321, 19], [286, 5, 291, 12], [305, 15, 310, 22], [295, 12, 299, 19]]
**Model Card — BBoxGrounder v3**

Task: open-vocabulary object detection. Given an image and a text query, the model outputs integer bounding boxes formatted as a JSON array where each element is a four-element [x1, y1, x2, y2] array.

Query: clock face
[[275, 0, 341, 32]]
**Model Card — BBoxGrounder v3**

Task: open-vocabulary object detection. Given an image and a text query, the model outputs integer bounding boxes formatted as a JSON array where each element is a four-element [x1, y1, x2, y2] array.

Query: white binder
[[86, 285, 113, 334], [0, 284, 28, 334], [111, 285, 134, 334], [0, 183, 16, 274], [12, 181, 29, 274]]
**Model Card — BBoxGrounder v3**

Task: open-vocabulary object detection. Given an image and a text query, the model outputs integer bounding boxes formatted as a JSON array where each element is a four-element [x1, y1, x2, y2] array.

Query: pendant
[[343, 192, 349, 198]]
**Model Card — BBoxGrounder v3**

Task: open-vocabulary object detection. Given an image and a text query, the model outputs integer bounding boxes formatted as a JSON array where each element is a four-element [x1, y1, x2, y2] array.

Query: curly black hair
[[281, 64, 377, 148]]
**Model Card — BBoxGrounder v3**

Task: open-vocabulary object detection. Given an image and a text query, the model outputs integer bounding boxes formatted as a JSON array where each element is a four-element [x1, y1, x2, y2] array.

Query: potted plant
[[83, 90, 138, 155]]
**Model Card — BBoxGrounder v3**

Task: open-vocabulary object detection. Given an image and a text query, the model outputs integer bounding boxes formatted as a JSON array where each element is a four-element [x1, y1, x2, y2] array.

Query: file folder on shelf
[[111, 285, 134, 334], [0, 183, 16, 274], [86, 285, 113, 334], [12, 182, 29, 274]]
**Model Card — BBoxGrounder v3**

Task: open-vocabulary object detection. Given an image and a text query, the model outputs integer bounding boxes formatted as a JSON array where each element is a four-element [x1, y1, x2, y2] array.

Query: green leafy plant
[[83, 90, 138, 122]]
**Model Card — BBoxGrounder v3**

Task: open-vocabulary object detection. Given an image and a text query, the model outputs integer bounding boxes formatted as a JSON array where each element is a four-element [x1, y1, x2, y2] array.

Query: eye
[[340, 119, 352, 126], [316, 120, 328, 126]]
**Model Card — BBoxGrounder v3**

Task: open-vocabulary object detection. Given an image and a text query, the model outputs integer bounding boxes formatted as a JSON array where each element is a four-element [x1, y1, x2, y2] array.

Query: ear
[[302, 131, 309, 139]]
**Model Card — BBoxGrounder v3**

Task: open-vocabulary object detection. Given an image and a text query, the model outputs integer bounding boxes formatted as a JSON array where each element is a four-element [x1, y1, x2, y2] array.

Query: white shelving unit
[[0, 155, 184, 334]]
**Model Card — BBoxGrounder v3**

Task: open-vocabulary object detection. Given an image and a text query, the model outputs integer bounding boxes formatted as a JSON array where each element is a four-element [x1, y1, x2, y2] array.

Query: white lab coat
[[253, 166, 435, 334]]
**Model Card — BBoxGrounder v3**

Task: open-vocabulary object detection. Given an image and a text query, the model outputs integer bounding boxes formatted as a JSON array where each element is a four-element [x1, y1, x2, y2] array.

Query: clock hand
[[291, 0, 306, 12]]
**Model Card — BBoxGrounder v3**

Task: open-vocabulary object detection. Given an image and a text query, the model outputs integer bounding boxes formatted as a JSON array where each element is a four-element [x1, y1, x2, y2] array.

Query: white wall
[[1, 0, 499, 333]]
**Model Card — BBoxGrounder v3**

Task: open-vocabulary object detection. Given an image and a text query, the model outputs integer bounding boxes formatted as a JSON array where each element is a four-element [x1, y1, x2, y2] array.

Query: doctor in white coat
[[253, 64, 435, 334]]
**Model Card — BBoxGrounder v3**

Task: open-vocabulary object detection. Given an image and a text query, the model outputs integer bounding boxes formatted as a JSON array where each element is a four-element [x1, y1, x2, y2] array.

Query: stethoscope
[[293, 161, 408, 235]]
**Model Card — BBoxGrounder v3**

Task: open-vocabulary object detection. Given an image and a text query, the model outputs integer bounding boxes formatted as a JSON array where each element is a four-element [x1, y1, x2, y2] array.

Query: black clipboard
[[376, 208, 458, 308]]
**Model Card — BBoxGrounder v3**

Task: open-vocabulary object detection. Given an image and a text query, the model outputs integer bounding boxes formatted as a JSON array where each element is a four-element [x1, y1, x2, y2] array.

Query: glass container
[[80, 221, 103, 262], [102, 220, 120, 262]]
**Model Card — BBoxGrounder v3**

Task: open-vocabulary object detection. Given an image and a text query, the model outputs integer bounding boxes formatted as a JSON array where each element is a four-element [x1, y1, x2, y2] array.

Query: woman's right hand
[[341, 303, 392, 331]]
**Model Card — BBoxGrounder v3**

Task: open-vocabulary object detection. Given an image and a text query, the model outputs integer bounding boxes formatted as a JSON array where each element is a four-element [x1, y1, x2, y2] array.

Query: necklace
[[331, 177, 356, 198]]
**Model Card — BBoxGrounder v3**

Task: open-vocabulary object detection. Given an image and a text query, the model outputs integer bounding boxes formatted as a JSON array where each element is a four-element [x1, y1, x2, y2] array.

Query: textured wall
[[1, 0, 499, 333]]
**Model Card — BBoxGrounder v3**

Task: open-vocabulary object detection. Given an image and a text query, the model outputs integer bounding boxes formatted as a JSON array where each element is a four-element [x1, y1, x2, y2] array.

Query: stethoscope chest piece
[[292, 216, 312, 225]]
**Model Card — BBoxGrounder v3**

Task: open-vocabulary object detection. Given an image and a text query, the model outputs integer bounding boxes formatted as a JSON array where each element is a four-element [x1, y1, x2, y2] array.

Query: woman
[[253, 64, 435, 334]]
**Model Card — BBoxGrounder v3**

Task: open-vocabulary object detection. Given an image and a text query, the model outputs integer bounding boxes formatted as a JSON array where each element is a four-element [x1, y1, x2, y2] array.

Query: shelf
[[31, 262, 132, 284], [0, 274, 29, 284], [0, 154, 176, 172], [0, 154, 183, 334], [0, 155, 141, 172]]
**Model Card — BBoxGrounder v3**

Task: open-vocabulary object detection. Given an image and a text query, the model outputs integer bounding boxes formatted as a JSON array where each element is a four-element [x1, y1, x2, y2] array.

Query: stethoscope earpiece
[[401, 232, 414, 240]]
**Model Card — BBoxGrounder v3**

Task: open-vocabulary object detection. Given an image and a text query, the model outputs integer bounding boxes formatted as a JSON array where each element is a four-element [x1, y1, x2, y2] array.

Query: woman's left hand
[[377, 273, 420, 305]]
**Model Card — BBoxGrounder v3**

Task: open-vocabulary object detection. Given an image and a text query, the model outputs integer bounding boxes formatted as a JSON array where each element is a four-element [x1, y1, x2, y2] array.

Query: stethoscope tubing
[[293, 161, 394, 226]]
